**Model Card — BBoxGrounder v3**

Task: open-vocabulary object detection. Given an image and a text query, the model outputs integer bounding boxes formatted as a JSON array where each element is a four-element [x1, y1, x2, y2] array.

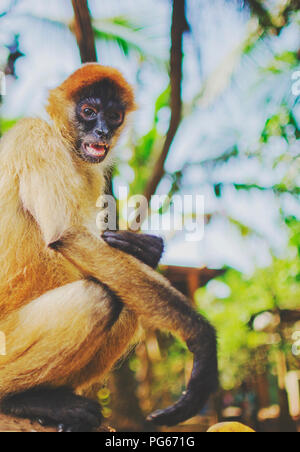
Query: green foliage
[[263, 51, 299, 74], [93, 16, 163, 63], [261, 105, 300, 143], [286, 216, 300, 258], [196, 220, 300, 390], [128, 85, 171, 195], [0, 118, 18, 136]]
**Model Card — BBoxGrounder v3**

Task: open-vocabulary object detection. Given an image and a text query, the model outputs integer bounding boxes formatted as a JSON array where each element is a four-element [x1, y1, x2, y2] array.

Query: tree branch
[[0, 414, 56, 432], [143, 0, 189, 202], [0, 413, 114, 432], [71, 0, 97, 63]]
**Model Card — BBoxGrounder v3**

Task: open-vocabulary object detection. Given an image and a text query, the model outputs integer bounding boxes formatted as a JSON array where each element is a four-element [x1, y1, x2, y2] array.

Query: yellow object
[[207, 422, 255, 433]]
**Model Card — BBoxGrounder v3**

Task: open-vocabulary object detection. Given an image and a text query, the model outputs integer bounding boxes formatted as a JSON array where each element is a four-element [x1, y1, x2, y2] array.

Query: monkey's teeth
[[85, 145, 107, 158]]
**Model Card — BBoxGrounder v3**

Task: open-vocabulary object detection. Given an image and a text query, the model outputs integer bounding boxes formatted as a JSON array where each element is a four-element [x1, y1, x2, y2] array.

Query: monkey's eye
[[106, 110, 124, 125], [81, 106, 97, 120]]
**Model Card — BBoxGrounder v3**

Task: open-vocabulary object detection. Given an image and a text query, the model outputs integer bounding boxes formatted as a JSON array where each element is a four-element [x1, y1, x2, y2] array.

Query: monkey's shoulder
[[0, 117, 70, 171], [0, 118, 55, 153], [2, 117, 56, 145]]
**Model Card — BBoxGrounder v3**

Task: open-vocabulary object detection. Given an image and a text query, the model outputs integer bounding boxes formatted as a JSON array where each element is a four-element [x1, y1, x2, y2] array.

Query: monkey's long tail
[[146, 315, 218, 426]]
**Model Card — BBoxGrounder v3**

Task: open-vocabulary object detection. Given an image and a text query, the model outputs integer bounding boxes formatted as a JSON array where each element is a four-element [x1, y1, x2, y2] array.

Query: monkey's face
[[74, 81, 126, 164]]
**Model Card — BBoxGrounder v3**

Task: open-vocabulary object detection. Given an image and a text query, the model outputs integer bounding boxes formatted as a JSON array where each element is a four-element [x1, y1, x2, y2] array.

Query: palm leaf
[[93, 16, 164, 64]]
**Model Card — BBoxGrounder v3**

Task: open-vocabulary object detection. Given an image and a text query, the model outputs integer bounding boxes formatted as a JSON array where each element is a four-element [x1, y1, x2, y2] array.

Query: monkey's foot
[[0, 387, 102, 432], [102, 231, 164, 269]]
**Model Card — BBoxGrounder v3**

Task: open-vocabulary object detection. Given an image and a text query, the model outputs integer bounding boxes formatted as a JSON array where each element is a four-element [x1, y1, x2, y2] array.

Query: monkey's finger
[[102, 234, 144, 255], [102, 233, 162, 268], [102, 237, 152, 266], [103, 231, 164, 258], [103, 231, 164, 252], [134, 234, 164, 255], [127, 236, 164, 261]]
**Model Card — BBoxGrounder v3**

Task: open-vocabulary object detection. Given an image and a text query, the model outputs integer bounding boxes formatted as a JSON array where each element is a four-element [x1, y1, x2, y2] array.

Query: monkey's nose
[[95, 130, 105, 138]]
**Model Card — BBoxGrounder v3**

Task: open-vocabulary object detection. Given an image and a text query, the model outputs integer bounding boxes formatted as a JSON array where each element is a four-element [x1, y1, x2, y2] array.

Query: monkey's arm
[[17, 119, 89, 245], [49, 227, 218, 426]]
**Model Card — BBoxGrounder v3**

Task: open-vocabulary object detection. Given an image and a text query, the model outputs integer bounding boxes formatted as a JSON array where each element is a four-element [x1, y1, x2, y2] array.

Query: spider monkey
[[0, 64, 218, 432]]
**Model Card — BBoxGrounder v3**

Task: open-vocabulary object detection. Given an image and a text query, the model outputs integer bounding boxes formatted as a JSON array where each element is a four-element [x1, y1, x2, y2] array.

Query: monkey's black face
[[75, 81, 125, 164]]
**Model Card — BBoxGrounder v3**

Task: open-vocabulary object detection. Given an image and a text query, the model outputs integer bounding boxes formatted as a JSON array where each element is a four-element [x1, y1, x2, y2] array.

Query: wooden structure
[[161, 265, 225, 300]]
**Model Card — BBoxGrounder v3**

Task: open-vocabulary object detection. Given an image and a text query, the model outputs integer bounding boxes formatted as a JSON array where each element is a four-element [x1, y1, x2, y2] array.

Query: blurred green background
[[0, 0, 299, 432]]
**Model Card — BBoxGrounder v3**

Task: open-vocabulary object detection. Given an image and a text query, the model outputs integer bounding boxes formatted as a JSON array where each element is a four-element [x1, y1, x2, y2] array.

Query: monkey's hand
[[102, 231, 164, 269]]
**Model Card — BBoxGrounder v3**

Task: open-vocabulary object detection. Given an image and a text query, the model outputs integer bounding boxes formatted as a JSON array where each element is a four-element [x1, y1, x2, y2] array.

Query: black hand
[[102, 231, 164, 269]]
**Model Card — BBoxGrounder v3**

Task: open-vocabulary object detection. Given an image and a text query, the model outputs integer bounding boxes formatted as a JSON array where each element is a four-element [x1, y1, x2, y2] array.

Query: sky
[[0, 0, 299, 273]]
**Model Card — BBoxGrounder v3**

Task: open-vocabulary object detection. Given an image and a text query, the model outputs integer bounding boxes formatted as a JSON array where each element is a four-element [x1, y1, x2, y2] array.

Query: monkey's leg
[[67, 306, 139, 391], [50, 228, 218, 427], [0, 279, 131, 432]]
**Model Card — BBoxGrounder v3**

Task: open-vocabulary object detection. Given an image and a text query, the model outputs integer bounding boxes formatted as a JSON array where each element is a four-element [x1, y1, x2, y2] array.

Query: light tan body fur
[[0, 117, 139, 396]]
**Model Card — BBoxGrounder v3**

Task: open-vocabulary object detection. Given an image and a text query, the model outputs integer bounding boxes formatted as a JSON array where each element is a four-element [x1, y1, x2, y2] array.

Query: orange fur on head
[[47, 64, 136, 135], [59, 64, 135, 109]]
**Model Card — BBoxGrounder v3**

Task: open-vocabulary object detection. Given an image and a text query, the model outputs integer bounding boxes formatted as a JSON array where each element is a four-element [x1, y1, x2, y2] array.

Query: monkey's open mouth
[[83, 143, 110, 162]]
